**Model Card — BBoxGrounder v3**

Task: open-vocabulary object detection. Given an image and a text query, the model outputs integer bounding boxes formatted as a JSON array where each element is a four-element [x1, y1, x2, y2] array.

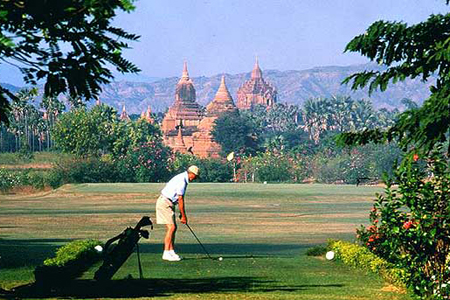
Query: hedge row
[[0, 168, 62, 193], [328, 240, 406, 287], [34, 240, 102, 286]]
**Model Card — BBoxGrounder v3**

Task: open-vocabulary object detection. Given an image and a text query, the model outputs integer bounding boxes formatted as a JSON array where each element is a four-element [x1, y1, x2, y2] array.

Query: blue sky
[[1, 0, 448, 85], [112, 0, 449, 78]]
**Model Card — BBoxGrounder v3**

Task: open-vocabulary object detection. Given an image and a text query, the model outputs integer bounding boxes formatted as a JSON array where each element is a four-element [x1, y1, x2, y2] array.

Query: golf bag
[[94, 216, 153, 281]]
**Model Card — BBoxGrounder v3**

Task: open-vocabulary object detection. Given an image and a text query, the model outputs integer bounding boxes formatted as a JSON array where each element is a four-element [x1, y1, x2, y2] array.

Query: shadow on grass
[[0, 238, 73, 268], [0, 238, 310, 269], [3, 277, 344, 299], [140, 242, 309, 256]]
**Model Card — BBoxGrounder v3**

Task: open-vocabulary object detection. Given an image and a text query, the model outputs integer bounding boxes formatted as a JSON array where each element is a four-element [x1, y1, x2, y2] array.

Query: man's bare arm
[[178, 195, 187, 224]]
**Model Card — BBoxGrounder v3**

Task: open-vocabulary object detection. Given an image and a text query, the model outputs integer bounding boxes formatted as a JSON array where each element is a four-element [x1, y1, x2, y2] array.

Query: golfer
[[156, 165, 199, 261]]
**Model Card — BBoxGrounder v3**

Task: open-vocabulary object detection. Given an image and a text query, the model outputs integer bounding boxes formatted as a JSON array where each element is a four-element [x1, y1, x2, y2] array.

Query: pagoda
[[192, 75, 237, 158], [236, 58, 277, 110], [140, 105, 155, 124], [162, 62, 204, 152], [120, 104, 130, 121]]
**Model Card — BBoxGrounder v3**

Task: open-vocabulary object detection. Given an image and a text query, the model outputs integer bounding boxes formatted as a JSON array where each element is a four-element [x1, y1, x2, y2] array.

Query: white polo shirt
[[161, 171, 189, 203]]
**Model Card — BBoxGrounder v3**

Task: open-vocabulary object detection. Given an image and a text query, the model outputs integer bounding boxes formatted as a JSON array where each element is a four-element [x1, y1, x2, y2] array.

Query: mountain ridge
[[1, 63, 432, 113]]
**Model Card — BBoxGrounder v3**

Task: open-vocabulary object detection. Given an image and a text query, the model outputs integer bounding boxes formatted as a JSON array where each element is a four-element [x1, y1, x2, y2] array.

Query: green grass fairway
[[0, 183, 410, 299]]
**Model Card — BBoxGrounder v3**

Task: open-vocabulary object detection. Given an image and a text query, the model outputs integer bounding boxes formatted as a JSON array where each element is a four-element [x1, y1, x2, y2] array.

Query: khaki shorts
[[156, 195, 176, 224]]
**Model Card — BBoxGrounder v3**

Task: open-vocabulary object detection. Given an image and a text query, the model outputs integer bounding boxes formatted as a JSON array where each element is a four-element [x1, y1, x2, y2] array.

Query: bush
[[34, 239, 102, 286], [115, 140, 172, 182], [0, 169, 22, 193], [306, 245, 327, 256], [328, 240, 405, 287], [0, 168, 56, 192], [50, 157, 121, 184], [356, 148, 450, 299], [170, 153, 233, 183], [45, 169, 64, 189]]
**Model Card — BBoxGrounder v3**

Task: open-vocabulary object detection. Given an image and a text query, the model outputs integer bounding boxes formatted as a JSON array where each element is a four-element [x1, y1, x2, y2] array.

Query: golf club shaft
[[185, 224, 213, 260]]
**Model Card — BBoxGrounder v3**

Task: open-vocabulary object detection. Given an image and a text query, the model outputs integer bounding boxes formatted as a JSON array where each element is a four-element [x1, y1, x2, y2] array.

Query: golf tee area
[[0, 183, 410, 299]]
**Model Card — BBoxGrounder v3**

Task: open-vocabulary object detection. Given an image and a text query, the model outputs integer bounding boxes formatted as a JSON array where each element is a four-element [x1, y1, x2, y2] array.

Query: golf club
[[185, 223, 222, 261]]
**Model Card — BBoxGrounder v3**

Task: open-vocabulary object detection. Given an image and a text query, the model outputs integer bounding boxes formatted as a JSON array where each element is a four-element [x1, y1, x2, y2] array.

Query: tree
[[341, 4, 450, 299], [112, 118, 162, 158], [52, 104, 118, 156], [340, 10, 450, 154], [0, 0, 140, 125], [212, 110, 260, 156]]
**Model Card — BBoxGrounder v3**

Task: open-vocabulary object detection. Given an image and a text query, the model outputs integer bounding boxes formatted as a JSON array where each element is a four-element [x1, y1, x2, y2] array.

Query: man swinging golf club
[[156, 165, 199, 261]]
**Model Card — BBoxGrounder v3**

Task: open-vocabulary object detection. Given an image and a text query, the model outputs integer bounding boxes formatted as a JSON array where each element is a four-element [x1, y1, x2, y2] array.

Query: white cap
[[188, 165, 200, 176]]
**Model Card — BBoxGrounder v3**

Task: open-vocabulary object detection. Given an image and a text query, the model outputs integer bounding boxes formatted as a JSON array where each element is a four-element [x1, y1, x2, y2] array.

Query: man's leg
[[164, 224, 177, 251]]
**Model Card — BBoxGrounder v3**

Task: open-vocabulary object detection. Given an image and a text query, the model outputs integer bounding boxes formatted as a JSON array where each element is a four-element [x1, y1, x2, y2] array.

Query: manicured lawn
[[0, 183, 410, 299]]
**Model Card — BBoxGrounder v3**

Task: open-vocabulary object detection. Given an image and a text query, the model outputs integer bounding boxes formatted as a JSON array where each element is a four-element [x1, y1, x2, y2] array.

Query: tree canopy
[[211, 110, 260, 156], [339, 8, 450, 154], [0, 0, 140, 124]]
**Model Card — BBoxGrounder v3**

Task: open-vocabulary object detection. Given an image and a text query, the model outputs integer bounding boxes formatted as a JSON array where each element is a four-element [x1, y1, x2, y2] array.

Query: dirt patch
[[380, 284, 406, 294], [8, 186, 53, 195], [0, 163, 53, 170]]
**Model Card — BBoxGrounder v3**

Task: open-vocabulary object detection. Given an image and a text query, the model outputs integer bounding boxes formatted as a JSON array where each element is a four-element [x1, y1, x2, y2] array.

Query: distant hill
[[2, 64, 433, 113]]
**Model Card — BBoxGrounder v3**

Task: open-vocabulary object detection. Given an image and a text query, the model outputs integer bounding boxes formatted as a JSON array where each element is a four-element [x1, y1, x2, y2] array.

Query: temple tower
[[120, 104, 130, 121], [162, 62, 204, 152], [141, 105, 155, 124], [192, 75, 237, 158], [236, 58, 277, 110]]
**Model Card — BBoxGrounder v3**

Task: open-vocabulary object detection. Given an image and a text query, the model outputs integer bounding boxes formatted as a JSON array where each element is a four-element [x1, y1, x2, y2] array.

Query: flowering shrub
[[356, 206, 391, 259], [116, 140, 171, 182], [0, 169, 22, 193], [356, 147, 450, 299]]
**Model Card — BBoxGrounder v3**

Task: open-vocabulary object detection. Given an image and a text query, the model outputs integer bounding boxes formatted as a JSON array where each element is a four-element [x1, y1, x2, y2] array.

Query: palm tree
[[302, 98, 333, 143]]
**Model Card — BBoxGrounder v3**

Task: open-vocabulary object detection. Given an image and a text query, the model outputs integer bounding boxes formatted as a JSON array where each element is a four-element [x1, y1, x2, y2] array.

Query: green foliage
[[311, 143, 403, 184], [0, 0, 140, 124], [328, 240, 406, 287], [170, 153, 233, 183], [52, 105, 119, 157], [212, 110, 260, 156], [306, 245, 328, 257], [112, 118, 162, 158], [50, 157, 121, 184], [253, 151, 292, 182], [0, 168, 65, 192], [43, 240, 101, 267], [356, 148, 450, 299], [115, 140, 172, 182], [35, 240, 102, 285], [302, 96, 393, 144], [0, 168, 21, 193], [341, 13, 450, 154]]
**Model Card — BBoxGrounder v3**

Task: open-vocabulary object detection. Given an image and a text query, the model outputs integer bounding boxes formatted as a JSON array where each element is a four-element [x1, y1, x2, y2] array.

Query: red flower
[[413, 154, 419, 162], [403, 221, 413, 230], [367, 225, 377, 232]]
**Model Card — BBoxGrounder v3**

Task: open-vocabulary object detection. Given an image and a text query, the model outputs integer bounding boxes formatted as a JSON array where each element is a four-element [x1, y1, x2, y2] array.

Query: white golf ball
[[325, 251, 335, 260], [94, 245, 103, 252], [218, 257, 223, 261]]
